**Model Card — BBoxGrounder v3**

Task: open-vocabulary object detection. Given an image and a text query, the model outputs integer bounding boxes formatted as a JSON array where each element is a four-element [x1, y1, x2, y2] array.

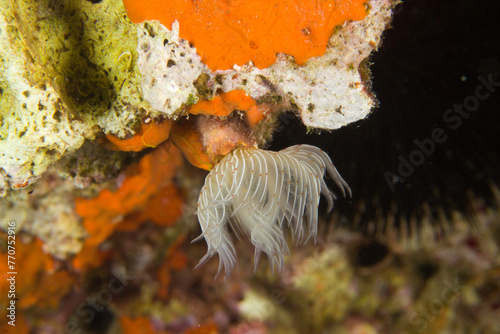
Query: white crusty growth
[[195, 145, 351, 276]]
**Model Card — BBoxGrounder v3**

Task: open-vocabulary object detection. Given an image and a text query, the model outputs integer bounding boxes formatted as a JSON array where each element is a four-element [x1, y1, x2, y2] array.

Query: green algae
[[9, 0, 149, 136]]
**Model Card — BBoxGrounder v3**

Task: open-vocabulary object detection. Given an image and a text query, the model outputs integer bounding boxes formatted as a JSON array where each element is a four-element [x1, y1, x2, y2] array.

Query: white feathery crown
[[195, 144, 351, 277]]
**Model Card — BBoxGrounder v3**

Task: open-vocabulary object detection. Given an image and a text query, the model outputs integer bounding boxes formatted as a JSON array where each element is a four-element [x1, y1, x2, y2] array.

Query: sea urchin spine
[[195, 144, 351, 277]]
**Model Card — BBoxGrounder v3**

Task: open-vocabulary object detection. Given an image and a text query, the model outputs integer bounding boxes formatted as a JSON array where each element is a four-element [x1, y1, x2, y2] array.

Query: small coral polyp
[[196, 144, 351, 276]]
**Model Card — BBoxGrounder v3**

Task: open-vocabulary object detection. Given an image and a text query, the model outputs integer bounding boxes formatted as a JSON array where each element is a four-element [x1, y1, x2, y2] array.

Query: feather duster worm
[[195, 144, 351, 276]]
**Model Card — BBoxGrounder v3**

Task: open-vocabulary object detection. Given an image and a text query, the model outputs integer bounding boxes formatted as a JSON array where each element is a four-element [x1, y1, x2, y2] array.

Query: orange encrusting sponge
[[0, 237, 74, 311], [105, 119, 173, 152], [189, 90, 256, 117], [73, 142, 183, 271], [170, 121, 213, 171], [123, 0, 368, 70], [188, 90, 268, 124]]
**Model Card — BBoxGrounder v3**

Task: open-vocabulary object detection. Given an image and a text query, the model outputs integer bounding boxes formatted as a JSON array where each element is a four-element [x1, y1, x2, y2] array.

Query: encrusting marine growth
[[123, 0, 367, 70], [195, 144, 351, 276]]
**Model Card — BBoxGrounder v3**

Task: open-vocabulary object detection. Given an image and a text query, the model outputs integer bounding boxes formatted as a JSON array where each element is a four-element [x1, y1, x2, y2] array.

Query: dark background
[[269, 0, 500, 235]]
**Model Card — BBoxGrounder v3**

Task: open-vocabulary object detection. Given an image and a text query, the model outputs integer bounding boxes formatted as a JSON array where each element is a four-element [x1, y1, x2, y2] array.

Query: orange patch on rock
[[189, 90, 269, 127], [170, 121, 213, 171], [189, 90, 256, 117], [73, 141, 183, 270], [185, 323, 218, 334], [123, 0, 367, 70], [117, 185, 183, 231], [120, 316, 170, 334], [0, 236, 74, 311], [246, 103, 270, 127], [106, 119, 173, 152], [156, 234, 188, 300]]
